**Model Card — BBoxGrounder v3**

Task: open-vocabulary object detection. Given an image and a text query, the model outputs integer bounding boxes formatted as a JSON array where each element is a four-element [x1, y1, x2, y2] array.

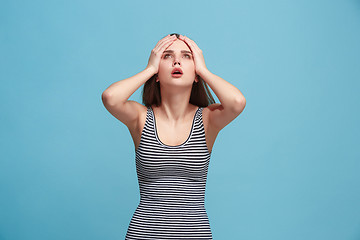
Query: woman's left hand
[[179, 35, 208, 76]]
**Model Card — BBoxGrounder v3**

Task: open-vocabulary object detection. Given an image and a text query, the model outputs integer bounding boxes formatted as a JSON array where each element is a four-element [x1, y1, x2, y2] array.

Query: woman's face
[[157, 39, 196, 87]]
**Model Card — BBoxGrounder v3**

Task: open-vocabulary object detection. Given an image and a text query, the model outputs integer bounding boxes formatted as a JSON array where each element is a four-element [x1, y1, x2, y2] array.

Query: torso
[[128, 104, 220, 153]]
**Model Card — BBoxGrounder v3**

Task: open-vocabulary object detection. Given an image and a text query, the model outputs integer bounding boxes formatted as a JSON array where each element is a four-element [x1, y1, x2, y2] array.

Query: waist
[[138, 177, 207, 205]]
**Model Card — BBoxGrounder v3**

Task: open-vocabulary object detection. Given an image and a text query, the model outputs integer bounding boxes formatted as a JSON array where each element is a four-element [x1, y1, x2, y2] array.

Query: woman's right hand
[[146, 34, 178, 74]]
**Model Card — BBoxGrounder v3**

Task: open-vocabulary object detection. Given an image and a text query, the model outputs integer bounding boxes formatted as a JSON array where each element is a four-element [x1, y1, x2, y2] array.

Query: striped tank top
[[125, 105, 213, 239]]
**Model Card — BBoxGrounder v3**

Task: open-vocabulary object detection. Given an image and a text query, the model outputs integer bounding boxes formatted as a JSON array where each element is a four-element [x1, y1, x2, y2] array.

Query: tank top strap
[[195, 106, 204, 126], [147, 106, 203, 148], [145, 106, 154, 132]]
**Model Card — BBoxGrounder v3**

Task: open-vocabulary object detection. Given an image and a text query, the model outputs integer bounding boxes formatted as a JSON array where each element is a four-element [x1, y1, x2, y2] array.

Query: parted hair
[[142, 33, 216, 108]]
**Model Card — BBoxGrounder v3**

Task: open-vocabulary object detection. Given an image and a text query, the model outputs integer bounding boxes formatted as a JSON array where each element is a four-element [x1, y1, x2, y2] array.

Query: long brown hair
[[142, 33, 216, 108]]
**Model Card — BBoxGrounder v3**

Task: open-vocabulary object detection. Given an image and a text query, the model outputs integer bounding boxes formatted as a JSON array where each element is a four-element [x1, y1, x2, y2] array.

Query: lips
[[171, 68, 183, 74], [171, 67, 183, 78]]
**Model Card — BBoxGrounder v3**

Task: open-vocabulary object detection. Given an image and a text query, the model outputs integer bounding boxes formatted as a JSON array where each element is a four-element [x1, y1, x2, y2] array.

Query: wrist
[[197, 68, 210, 78], [145, 66, 157, 75]]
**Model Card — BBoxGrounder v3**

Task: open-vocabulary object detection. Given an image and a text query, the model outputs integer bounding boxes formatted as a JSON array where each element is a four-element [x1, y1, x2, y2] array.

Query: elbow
[[102, 90, 114, 106], [233, 96, 246, 113]]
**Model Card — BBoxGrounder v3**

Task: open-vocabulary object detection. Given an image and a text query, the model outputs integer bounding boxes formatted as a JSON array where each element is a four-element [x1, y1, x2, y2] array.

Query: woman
[[102, 33, 246, 239]]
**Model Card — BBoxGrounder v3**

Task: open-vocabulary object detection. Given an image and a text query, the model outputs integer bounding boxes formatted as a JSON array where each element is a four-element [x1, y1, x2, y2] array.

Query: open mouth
[[171, 71, 183, 75], [171, 72, 183, 78], [171, 68, 183, 77]]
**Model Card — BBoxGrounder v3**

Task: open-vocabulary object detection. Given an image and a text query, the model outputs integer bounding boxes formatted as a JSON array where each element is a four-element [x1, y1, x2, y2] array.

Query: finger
[[183, 36, 197, 48], [155, 36, 177, 53], [157, 35, 177, 50], [154, 34, 174, 49], [188, 42, 197, 51], [154, 35, 174, 49], [182, 36, 197, 52], [158, 38, 177, 53], [187, 42, 201, 55], [181, 36, 193, 51], [184, 36, 201, 52], [154, 35, 176, 52], [183, 41, 197, 56], [184, 36, 195, 43], [154, 34, 171, 47]]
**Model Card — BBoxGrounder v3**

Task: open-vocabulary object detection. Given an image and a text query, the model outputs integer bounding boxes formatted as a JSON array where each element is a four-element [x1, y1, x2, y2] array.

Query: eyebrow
[[163, 50, 192, 55]]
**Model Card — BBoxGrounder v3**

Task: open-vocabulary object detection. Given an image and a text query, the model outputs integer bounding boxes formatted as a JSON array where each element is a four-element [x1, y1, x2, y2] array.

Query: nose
[[172, 58, 181, 66]]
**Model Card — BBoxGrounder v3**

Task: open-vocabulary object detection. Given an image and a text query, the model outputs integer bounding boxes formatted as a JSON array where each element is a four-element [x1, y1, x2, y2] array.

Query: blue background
[[1, 0, 360, 239]]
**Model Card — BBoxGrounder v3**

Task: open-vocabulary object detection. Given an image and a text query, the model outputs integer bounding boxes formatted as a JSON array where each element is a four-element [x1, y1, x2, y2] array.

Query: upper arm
[[101, 92, 146, 130], [205, 101, 246, 132]]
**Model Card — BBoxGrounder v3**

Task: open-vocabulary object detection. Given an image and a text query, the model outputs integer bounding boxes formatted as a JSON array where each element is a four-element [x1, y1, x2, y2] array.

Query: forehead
[[165, 39, 191, 52]]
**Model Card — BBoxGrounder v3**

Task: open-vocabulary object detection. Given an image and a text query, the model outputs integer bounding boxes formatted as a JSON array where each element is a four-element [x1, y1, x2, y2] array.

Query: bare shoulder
[[102, 99, 147, 130], [202, 103, 222, 131], [202, 102, 244, 132], [200, 104, 223, 153]]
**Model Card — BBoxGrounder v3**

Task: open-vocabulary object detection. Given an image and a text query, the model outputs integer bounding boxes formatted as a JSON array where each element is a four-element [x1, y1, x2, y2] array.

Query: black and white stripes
[[125, 106, 213, 240]]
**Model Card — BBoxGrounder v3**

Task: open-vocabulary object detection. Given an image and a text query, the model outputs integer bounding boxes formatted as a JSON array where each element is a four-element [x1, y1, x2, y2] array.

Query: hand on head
[[146, 34, 207, 77], [177, 35, 207, 76], [146, 34, 178, 74]]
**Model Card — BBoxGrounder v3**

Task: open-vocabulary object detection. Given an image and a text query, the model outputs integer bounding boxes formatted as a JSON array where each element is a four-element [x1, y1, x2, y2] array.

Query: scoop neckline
[[150, 106, 200, 148]]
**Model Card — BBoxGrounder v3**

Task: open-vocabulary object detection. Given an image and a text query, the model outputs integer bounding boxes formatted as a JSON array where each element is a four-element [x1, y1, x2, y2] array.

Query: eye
[[163, 54, 172, 58], [183, 54, 191, 59]]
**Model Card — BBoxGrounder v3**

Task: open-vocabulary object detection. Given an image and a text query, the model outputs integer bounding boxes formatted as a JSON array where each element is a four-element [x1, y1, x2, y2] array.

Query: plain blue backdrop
[[1, 0, 359, 239]]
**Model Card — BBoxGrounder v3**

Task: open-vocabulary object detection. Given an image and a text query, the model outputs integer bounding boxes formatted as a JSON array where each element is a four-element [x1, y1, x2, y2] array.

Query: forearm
[[102, 67, 156, 106], [198, 69, 246, 111]]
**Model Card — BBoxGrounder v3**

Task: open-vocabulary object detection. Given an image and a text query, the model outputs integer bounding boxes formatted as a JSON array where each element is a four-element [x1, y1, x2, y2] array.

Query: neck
[[156, 85, 195, 123]]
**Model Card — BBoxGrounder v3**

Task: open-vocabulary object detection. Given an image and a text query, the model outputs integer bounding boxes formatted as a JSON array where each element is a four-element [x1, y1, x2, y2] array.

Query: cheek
[[187, 58, 195, 66], [184, 61, 195, 71], [157, 60, 171, 76], [158, 60, 167, 70]]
